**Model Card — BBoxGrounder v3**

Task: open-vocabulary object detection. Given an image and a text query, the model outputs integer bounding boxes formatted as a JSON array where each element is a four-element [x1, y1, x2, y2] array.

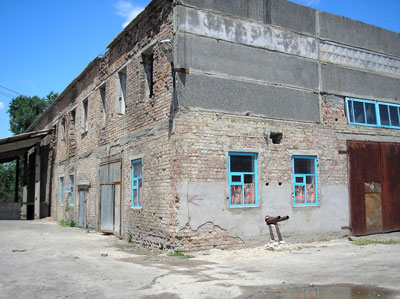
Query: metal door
[[381, 143, 400, 232], [348, 141, 400, 235], [79, 190, 87, 228], [99, 161, 121, 234]]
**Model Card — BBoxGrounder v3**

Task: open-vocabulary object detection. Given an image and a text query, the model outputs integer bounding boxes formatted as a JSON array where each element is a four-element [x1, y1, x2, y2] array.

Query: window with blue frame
[[292, 156, 318, 206], [68, 174, 75, 206], [346, 97, 400, 129], [60, 177, 64, 206], [131, 159, 143, 208], [228, 152, 257, 207]]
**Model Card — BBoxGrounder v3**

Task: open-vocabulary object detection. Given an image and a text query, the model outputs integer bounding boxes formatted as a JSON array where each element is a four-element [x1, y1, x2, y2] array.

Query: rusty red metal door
[[348, 141, 400, 235], [380, 143, 400, 232]]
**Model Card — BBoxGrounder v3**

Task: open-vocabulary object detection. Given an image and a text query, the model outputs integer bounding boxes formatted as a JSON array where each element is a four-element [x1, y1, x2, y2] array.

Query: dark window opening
[[143, 53, 154, 98], [270, 132, 283, 144]]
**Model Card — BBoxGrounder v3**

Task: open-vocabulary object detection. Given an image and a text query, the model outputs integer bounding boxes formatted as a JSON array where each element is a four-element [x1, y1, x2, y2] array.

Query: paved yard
[[0, 220, 399, 298]]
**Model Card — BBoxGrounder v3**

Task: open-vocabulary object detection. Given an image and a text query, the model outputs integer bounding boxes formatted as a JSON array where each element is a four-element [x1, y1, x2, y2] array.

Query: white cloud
[[115, 0, 145, 28], [0, 102, 4, 111], [296, 0, 320, 5]]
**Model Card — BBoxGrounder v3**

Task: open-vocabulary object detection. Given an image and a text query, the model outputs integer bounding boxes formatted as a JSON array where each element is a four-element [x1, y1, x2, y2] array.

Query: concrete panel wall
[[176, 33, 319, 90], [0, 203, 21, 220], [178, 0, 266, 23], [176, 73, 320, 122], [175, 6, 318, 61], [266, 0, 316, 35], [177, 182, 349, 243], [321, 64, 400, 102], [319, 11, 400, 58]]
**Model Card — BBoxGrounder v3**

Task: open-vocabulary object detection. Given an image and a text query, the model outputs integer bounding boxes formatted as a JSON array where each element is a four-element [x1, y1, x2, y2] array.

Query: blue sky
[[0, 0, 399, 139]]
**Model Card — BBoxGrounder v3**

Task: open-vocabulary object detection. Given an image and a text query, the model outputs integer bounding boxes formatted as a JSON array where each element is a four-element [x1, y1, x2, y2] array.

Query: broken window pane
[[379, 104, 390, 126]]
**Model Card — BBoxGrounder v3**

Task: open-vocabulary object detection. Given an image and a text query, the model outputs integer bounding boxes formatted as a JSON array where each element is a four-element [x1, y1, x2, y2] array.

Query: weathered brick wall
[[40, 0, 176, 249], [169, 93, 400, 250]]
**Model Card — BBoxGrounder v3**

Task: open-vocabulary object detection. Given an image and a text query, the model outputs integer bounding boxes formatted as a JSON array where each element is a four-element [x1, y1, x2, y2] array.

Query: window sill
[[292, 204, 320, 208], [131, 206, 143, 210], [229, 204, 259, 209]]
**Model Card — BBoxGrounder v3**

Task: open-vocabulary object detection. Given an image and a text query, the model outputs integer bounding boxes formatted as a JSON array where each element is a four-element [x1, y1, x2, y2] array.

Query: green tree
[[1, 91, 58, 202], [8, 95, 47, 134], [0, 161, 17, 202]]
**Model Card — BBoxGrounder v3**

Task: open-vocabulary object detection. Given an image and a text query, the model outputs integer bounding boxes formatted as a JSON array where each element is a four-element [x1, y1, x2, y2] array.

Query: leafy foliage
[[0, 161, 18, 202], [0, 91, 58, 202], [8, 92, 58, 135]]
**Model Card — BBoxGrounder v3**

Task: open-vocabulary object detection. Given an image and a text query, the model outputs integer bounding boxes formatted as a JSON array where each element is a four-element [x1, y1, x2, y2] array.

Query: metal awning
[[0, 129, 52, 163]]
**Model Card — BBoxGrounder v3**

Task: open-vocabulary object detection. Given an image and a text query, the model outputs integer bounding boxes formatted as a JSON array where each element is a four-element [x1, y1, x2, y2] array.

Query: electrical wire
[[0, 90, 15, 98], [0, 84, 23, 96]]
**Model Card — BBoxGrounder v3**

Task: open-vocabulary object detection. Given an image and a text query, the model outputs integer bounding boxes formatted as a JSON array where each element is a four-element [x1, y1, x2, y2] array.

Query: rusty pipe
[[265, 215, 289, 225]]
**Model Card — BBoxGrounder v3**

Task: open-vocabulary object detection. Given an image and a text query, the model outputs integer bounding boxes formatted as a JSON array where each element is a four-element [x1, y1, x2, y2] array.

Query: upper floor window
[[346, 97, 400, 129], [117, 69, 126, 114], [142, 53, 154, 98], [292, 156, 318, 206], [82, 99, 89, 133], [100, 85, 106, 121], [131, 159, 143, 208], [228, 152, 257, 207]]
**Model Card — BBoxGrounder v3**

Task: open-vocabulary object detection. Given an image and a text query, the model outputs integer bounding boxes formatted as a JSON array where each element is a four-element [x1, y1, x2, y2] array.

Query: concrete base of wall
[[0, 202, 21, 220]]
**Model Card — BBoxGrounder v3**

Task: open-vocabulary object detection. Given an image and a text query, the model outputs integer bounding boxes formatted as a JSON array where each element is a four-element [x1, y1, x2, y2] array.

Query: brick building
[[27, 0, 400, 251]]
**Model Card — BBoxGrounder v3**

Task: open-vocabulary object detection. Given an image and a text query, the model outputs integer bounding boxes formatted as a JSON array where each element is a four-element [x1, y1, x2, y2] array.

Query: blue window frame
[[60, 177, 64, 206], [346, 97, 400, 129], [131, 159, 143, 208], [68, 174, 75, 206], [292, 156, 318, 206], [228, 152, 258, 207]]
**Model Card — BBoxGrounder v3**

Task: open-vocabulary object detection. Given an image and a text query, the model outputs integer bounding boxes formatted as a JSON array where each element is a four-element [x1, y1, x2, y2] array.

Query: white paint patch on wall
[[176, 6, 318, 60]]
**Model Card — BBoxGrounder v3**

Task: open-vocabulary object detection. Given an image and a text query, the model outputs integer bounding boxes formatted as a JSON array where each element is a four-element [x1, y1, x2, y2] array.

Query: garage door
[[348, 141, 400, 235]]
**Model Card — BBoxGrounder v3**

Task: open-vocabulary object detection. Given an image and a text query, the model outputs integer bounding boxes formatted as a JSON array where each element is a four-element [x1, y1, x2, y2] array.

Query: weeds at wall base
[[353, 238, 400, 246]]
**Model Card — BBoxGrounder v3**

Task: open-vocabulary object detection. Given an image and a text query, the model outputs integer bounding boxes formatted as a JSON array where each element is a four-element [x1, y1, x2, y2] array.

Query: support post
[[14, 156, 20, 203], [34, 144, 41, 220]]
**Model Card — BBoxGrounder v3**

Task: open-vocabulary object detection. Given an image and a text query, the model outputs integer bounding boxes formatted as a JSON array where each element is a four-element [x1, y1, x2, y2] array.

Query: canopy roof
[[0, 129, 52, 163]]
